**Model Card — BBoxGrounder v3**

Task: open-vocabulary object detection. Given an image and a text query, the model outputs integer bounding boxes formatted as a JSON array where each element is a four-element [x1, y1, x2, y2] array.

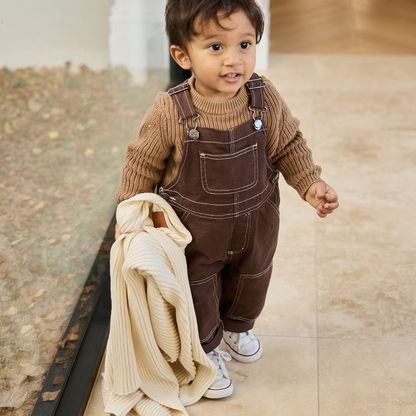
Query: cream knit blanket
[[102, 193, 216, 416]]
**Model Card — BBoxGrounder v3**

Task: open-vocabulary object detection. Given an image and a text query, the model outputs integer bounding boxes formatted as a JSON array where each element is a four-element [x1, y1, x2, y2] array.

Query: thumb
[[315, 182, 326, 200]]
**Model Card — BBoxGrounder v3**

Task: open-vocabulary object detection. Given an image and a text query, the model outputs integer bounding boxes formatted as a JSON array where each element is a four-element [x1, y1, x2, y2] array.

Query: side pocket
[[179, 210, 190, 225], [171, 205, 190, 226], [227, 263, 273, 323]]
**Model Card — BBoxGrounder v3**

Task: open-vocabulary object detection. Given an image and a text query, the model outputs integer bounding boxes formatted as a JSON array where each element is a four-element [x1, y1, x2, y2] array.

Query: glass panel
[[0, 1, 168, 414]]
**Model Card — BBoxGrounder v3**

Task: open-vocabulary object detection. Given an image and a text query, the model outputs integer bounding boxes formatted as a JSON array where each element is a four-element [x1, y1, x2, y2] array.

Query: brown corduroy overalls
[[159, 74, 280, 353]]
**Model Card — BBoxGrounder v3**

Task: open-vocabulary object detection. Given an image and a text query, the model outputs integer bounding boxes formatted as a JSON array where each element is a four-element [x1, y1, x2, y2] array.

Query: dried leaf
[[45, 311, 57, 320], [35, 201, 45, 210], [67, 334, 78, 341], [33, 289, 45, 298], [53, 375, 65, 385], [61, 234, 71, 242], [5, 307, 18, 316], [48, 131, 59, 140], [51, 107, 63, 115], [57, 339, 67, 349], [83, 285, 94, 294], [70, 323, 79, 334], [21, 324, 33, 334], [33, 317, 42, 325], [42, 390, 60, 401]]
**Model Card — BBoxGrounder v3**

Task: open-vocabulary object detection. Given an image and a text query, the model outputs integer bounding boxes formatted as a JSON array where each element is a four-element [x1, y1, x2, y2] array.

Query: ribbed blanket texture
[[102, 193, 216, 416]]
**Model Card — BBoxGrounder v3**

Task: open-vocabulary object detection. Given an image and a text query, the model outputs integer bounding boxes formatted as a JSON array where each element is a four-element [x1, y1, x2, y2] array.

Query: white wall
[[108, 0, 270, 84], [108, 0, 169, 84], [0, 0, 270, 74], [0, 0, 114, 70], [256, 0, 270, 72]]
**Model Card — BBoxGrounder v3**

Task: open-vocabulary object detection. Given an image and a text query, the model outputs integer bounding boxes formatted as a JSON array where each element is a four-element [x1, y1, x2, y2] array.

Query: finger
[[317, 207, 332, 216], [325, 188, 338, 202], [323, 201, 339, 210], [315, 182, 327, 200], [316, 209, 327, 218], [318, 202, 337, 215]]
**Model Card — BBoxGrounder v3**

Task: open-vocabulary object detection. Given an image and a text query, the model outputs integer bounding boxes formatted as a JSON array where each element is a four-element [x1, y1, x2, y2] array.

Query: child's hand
[[115, 222, 122, 240], [114, 213, 168, 241], [305, 181, 339, 218]]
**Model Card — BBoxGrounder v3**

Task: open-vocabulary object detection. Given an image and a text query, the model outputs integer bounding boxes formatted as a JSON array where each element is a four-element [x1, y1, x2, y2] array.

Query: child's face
[[172, 10, 257, 102]]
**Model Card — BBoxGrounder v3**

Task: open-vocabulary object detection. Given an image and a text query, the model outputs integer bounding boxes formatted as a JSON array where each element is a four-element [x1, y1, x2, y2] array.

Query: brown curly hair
[[165, 0, 264, 54]]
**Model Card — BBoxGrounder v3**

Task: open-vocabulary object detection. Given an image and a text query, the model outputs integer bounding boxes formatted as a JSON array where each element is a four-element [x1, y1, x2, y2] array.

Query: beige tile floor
[[83, 53, 416, 416]]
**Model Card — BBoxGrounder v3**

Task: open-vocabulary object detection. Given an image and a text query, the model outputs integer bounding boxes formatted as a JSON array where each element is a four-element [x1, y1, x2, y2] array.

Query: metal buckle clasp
[[179, 113, 200, 139], [249, 106, 268, 130]]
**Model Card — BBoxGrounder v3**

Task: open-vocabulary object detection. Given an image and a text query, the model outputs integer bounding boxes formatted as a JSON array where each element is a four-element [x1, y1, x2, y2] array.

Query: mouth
[[222, 73, 242, 82]]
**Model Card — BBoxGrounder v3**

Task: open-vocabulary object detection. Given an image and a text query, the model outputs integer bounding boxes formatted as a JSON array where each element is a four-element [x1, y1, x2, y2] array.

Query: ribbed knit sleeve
[[116, 75, 322, 204], [262, 76, 322, 198], [116, 93, 175, 203]]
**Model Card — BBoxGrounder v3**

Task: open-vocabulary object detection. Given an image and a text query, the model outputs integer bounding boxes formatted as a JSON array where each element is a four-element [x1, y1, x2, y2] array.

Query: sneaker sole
[[203, 381, 233, 399], [223, 338, 263, 363]]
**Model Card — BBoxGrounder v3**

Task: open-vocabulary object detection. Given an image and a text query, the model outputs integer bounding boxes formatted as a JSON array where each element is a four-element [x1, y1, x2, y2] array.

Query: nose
[[224, 48, 241, 67]]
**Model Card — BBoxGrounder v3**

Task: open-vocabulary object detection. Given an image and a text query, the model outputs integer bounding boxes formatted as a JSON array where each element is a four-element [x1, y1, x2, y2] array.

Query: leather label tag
[[152, 211, 168, 228]]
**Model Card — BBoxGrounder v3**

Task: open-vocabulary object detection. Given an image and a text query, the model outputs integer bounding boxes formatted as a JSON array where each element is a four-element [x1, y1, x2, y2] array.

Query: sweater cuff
[[295, 171, 323, 200]]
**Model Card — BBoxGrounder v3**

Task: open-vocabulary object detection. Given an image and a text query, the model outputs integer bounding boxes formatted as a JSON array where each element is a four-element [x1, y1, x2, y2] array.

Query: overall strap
[[245, 73, 266, 109], [168, 80, 198, 120]]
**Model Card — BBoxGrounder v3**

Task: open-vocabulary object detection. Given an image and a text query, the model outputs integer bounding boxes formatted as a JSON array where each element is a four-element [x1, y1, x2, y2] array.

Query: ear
[[170, 45, 192, 70]]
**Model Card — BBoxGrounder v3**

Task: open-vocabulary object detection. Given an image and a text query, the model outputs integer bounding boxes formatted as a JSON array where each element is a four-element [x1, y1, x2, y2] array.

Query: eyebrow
[[201, 32, 256, 41]]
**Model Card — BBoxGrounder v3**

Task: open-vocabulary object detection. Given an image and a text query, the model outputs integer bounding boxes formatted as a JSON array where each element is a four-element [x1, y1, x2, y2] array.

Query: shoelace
[[228, 330, 256, 350], [207, 348, 231, 379]]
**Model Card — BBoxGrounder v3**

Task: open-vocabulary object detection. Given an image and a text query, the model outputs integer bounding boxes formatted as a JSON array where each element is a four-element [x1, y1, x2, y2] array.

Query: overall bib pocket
[[200, 144, 259, 195]]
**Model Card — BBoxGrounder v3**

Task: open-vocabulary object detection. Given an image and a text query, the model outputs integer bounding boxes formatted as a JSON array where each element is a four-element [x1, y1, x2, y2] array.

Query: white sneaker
[[223, 330, 263, 363], [203, 347, 233, 399]]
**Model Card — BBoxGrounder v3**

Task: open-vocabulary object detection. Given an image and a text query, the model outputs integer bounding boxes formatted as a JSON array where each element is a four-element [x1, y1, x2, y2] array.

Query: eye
[[240, 42, 251, 50], [209, 44, 222, 51]]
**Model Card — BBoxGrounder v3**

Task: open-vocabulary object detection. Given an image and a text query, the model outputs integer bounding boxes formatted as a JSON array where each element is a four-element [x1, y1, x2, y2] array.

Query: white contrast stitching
[[200, 145, 259, 194], [167, 177, 272, 208], [266, 198, 280, 216], [228, 213, 251, 255], [227, 262, 273, 321]]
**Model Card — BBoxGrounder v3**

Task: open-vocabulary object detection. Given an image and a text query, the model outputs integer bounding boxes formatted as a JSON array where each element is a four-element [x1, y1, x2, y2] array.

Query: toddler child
[[115, 0, 338, 400]]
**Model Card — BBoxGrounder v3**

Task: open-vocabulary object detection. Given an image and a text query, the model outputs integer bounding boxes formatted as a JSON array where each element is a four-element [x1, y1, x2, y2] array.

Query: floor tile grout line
[[312, 56, 321, 416], [259, 334, 416, 344]]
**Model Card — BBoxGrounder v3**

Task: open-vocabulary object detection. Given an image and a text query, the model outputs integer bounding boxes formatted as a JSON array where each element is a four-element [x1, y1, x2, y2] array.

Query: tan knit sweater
[[116, 75, 321, 204]]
